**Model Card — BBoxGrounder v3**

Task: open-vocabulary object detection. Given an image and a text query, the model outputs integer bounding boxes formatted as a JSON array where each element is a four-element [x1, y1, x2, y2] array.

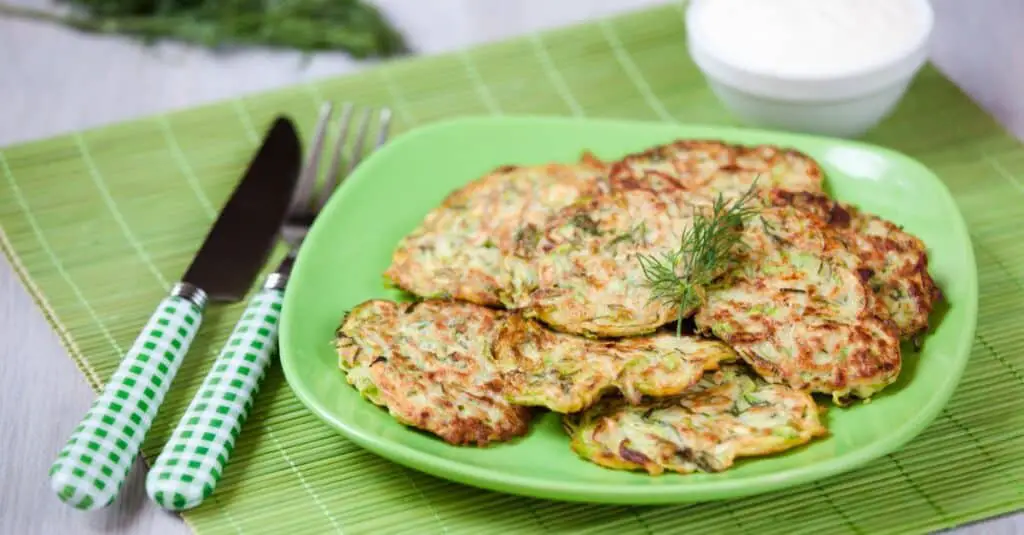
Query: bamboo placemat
[[3, 4, 1024, 534]]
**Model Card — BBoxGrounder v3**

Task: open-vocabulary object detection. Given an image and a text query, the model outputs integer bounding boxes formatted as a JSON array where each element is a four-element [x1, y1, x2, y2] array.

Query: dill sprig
[[0, 0, 407, 57], [637, 181, 761, 335]]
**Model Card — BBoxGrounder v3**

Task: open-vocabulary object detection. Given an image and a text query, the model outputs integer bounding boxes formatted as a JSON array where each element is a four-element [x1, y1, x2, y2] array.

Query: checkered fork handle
[[146, 287, 283, 511], [49, 289, 204, 510]]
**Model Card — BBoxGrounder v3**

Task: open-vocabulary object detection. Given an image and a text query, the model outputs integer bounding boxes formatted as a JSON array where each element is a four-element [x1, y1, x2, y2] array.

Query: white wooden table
[[1, 1, 1022, 533]]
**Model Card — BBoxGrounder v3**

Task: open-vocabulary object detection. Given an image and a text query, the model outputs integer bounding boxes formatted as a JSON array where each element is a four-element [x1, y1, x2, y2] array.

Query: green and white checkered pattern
[[49, 296, 202, 510], [146, 288, 284, 511]]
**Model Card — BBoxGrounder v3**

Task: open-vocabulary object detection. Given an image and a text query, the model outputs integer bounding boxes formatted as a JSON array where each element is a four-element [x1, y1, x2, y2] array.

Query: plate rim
[[279, 115, 979, 505]]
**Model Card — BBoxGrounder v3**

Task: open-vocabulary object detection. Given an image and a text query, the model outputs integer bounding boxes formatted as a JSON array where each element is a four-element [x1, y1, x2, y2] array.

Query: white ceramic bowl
[[685, 0, 934, 138]]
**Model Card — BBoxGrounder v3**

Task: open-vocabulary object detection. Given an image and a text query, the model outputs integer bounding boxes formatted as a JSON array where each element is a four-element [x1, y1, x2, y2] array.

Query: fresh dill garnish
[[637, 181, 761, 335]]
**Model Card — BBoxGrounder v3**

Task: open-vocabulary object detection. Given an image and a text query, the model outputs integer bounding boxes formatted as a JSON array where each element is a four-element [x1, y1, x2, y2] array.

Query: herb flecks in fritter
[[336, 299, 531, 446], [611, 139, 826, 201], [500, 186, 699, 337], [694, 203, 903, 403], [385, 161, 606, 306], [492, 315, 737, 413], [564, 364, 827, 475], [767, 188, 942, 340]]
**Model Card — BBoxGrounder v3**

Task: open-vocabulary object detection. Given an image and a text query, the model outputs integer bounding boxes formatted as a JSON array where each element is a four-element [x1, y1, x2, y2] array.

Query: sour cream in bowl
[[686, 0, 934, 138]]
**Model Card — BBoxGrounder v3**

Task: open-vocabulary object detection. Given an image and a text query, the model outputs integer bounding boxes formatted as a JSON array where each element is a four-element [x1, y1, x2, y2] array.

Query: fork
[[144, 102, 392, 511]]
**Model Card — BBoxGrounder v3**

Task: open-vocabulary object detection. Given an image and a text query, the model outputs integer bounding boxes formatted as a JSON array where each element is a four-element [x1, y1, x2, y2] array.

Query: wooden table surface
[[1, 1, 1022, 533]]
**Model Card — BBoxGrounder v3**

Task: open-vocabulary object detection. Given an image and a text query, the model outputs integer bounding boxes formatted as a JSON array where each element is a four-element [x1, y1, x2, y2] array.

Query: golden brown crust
[[564, 364, 828, 475], [493, 315, 622, 412], [336, 299, 532, 446], [492, 315, 737, 413], [767, 189, 942, 339], [499, 187, 694, 337], [384, 160, 606, 306], [578, 150, 608, 170], [609, 139, 826, 201], [694, 205, 903, 402]]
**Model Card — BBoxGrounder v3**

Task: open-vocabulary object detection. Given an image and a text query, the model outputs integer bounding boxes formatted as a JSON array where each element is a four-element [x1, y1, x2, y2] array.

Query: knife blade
[[48, 116, 303, 511], [180, 117, 302, 302]]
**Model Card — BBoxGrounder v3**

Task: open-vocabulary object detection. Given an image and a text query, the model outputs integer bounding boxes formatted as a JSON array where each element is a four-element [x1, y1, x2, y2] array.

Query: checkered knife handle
[[146, 287, 283, 511], [49, 285, 206, 510]]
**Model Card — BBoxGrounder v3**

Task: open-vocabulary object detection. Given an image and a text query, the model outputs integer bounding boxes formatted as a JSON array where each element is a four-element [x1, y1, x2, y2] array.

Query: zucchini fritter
[[564, 364, 827, 475], [768, 189, 942, 339], [695, 204, 903, 402], [384, 160, 606, 306], [492, 315, 737, 413], [336, 299, 531, 446], [610, 139, 826, 201], [500, 187, 700, 337]]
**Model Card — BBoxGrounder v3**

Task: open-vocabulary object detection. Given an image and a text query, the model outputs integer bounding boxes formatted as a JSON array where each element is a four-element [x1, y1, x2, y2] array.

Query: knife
[[48, 116, 303, 511], [142, 102, 345, 511]]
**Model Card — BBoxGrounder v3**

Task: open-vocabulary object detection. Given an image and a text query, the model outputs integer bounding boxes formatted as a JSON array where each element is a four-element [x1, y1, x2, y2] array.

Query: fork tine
[[343, 108, 374, 176], [332, 107, 392, 195], [317, 102, 355, 210], [290, 102, 333, 214], [374, 109, 393, 150]]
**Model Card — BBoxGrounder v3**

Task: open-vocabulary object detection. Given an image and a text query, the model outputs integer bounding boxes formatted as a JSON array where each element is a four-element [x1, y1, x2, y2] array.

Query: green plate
[[278, 116, 977, 505]]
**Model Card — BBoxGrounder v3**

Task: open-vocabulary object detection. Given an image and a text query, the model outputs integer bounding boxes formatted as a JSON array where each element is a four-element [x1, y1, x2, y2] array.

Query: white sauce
[[689, 0, 931, 78]]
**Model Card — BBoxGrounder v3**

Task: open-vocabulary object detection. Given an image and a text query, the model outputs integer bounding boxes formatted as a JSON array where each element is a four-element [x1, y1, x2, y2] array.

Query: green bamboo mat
[[3, 3, 1024, 534]]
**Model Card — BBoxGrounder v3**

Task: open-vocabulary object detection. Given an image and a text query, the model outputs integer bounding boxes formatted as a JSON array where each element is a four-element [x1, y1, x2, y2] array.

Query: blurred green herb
[[607, 221, 648, 249], [0, 0, 407, 58], [570, 213, 602, 236]]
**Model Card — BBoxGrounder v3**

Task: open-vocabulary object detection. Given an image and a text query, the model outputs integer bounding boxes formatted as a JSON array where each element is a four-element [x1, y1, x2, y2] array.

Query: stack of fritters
[[335, 139, 941, 475]]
